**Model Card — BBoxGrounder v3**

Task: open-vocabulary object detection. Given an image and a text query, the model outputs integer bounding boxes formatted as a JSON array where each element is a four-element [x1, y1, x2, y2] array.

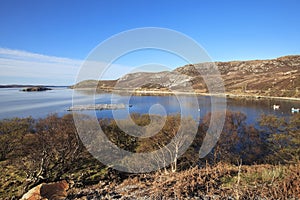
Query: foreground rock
[[20, 180, 69, 200], [22, 87, 52, 92], [68, 103, 126, 111]]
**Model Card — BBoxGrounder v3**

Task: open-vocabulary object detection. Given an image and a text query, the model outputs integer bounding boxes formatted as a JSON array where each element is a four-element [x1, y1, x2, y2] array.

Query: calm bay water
[[0, 87, 299, 125]]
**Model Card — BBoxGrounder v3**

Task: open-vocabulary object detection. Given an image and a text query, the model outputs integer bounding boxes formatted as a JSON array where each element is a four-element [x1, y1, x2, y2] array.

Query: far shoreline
[[72, 88, 300, 102], [0, 85, 68, 88], [1, 85, 299, 101]]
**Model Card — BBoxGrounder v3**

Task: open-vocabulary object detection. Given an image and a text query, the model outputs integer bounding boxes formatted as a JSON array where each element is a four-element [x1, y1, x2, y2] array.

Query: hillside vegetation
[[1, 112, 299, 199], [71, 55, 300, 98]]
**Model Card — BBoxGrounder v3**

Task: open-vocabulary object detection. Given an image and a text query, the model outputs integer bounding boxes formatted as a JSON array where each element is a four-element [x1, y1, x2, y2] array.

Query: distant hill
[[71, 55, 300, 98], [0, 85, 66, 88], [69, 80, 117, 91]]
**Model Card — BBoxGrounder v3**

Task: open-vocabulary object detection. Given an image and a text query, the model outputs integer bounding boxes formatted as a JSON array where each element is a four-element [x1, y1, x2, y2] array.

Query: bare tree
[[21, 114, 84, 190]]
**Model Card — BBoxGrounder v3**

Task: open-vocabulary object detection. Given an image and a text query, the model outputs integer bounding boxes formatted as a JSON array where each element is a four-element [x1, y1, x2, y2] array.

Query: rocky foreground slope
[[71, 55, 300, 98], [19, 163, 300, 199]]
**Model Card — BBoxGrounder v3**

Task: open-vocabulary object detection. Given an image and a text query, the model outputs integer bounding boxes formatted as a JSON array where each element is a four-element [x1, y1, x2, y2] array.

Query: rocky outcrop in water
[[68, 103, 126, 111], [22, 87, 52, 92]]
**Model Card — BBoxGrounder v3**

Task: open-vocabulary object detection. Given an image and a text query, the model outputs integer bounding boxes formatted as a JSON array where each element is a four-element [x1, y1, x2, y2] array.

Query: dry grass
[[0, 160, 27, 199], [105, 163, 300, 199]]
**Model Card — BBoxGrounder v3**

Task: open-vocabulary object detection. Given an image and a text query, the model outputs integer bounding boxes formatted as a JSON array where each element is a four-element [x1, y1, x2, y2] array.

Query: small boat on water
[[291, 108, 300, 113]]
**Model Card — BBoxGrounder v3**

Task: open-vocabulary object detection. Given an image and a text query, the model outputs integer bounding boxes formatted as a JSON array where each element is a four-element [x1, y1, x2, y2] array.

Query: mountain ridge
[[71, 55, 300, 98]]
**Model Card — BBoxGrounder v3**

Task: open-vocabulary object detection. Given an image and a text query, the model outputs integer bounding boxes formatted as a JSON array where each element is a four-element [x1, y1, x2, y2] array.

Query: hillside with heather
[[71, 55, 300, 98]]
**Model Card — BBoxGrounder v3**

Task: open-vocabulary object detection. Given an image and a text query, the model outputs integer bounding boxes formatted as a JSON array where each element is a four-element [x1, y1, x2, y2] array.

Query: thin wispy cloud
[[0, 48, 82, 85], [0, 48, 133, 85], [0, 48, 80, 64]]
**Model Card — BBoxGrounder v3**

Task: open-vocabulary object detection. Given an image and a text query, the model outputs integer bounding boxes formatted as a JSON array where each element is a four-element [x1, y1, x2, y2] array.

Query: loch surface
[[0, 88, 299, 125]]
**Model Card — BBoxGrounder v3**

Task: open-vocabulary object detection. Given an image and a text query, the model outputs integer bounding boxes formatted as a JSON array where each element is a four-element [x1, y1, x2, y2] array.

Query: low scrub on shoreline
[[0, 112, 299, 199]]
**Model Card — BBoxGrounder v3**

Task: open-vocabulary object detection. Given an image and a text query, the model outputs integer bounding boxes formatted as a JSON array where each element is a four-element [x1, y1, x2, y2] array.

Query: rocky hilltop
[[71, 55, 300, 98]]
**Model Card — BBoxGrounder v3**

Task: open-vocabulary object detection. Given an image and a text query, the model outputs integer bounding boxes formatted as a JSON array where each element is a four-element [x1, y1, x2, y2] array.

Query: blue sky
[[0, 0, 299, 85]]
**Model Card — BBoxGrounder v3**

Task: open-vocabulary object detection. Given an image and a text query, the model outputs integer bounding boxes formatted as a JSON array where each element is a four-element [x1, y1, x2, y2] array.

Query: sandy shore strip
[[73, 88, 300, 101]]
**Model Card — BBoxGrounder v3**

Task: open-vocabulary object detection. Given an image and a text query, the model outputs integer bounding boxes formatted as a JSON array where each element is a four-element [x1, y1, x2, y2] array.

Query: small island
[[22, 87, 52, 92], [68, 103, 126, 111]]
